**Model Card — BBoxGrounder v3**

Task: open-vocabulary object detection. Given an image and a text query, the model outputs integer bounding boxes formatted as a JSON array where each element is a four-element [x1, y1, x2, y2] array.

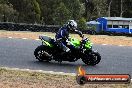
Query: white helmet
[[67, 20, 77, 30]]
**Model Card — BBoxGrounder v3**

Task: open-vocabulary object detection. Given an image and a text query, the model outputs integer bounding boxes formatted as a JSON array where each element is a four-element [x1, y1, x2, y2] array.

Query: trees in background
[[53, 2, 71, 25], [84, 0, 132, 20], [0, 0, 17, 22], [0, 0, 131, 26], [78, 17, 87, 30], [39, 0, 83, 25], [0, 4, 17, 22], [8, 0, 41, 23]]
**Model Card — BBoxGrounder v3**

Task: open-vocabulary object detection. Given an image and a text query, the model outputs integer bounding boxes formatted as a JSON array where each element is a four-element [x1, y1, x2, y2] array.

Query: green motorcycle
[[34, 35, 101, 65]]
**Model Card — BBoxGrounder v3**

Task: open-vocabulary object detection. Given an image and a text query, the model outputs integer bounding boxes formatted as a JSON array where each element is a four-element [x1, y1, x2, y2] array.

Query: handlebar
[[80, 35, 90, 48]]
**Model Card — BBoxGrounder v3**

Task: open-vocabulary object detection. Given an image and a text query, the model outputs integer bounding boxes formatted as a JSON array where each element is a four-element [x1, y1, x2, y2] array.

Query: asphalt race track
[[0, 38, 132, 76]]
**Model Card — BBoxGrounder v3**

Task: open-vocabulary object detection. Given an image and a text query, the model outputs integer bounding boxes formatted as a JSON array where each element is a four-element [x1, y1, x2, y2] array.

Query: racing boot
[[62, 45, 71, 53]]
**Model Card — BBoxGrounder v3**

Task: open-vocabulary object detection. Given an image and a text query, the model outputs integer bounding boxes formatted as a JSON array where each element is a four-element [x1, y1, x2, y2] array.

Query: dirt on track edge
[[0, 30, 132, 46], [0, 67, 131, 88]]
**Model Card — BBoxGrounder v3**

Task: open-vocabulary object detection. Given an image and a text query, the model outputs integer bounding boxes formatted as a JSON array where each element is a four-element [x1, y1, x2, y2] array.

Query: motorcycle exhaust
[[43, 51, 53, 58]]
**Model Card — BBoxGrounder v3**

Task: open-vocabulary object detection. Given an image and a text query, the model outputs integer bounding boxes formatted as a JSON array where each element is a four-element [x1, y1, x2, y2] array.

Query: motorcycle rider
[[55, 20, 84, 53]]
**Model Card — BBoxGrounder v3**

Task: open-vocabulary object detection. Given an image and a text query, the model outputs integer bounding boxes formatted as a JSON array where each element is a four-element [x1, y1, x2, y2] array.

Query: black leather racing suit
[[55, 25, 83, 52]]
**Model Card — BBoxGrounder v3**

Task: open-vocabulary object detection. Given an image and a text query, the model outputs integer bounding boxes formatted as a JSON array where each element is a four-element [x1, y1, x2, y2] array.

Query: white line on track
[[1, 67, 76, 76], [22, 38, 28, 39], [119, 45, 123, 47], [6, 37, 132, 48], [8, 37, 12, 38], [102, 44, 107, 46], [35, 39, 40, 41]]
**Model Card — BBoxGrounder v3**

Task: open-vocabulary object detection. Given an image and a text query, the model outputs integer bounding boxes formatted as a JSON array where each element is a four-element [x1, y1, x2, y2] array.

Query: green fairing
[[42, 41, 53, 47], [85, 41, 92, 49], [70, 38, 92, 49], [70, 38, 80, 48]]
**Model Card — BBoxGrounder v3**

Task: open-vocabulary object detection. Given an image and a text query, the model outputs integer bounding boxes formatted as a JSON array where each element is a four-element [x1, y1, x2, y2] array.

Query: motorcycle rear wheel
[[34, 45, 52, 62]]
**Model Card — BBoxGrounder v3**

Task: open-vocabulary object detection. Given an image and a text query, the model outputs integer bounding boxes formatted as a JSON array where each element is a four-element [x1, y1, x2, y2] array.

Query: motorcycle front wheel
[[82, 51, 101, 66]]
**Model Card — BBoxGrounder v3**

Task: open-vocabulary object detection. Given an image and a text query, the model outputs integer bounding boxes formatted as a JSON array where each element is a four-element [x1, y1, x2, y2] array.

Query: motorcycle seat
[[39, 35, 56, 43], [39, 35, 51, 41]]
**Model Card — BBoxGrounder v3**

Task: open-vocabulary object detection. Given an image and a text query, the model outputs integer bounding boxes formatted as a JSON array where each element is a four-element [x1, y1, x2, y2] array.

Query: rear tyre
[[82, 51, 101, 66], [34, 45, 52, 62]]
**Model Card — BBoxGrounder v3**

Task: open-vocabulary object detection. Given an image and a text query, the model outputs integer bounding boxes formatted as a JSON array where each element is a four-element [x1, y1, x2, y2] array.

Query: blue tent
[[86, 21, 100, 33]]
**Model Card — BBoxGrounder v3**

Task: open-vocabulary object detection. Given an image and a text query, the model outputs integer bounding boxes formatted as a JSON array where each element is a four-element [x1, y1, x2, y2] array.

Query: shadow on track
[[28, 60, 99, 73]]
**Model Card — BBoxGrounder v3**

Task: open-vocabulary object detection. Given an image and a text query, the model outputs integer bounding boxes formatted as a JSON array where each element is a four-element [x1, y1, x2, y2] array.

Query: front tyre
[[82, 51, 101, 66], [34, 45, 52, 62]]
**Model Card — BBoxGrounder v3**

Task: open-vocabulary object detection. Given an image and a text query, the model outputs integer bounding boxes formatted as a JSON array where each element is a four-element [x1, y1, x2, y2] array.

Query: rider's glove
[[66, 39, 72, 45]]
